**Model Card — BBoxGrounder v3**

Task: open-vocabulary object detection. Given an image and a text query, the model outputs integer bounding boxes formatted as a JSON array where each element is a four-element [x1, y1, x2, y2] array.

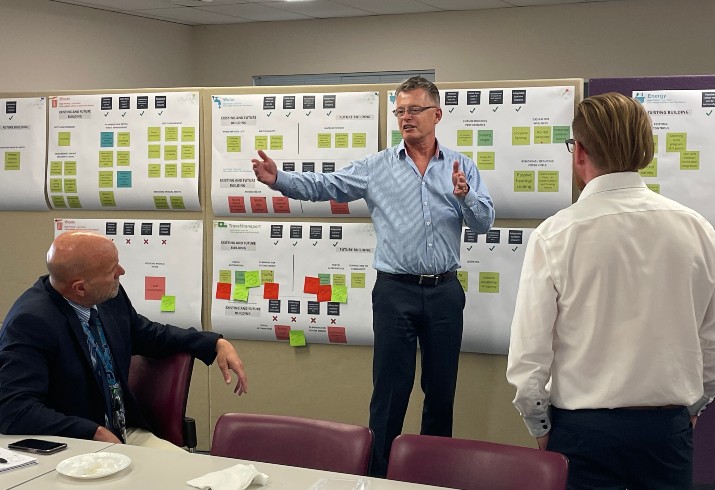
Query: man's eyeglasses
[[565, 138, 576, 153], [392, 106, 437, 118]]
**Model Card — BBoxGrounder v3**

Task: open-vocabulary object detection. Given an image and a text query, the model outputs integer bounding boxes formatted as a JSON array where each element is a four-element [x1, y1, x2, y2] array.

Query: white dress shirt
[[507, 172, 715, 437]]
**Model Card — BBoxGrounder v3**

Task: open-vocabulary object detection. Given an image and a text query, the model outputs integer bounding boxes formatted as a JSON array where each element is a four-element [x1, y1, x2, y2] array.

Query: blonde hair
[[573, 92, 654, 172]]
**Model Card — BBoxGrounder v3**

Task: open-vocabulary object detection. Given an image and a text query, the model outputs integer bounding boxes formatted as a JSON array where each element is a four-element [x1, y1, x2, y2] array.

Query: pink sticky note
[[145, 276, 166, 300]]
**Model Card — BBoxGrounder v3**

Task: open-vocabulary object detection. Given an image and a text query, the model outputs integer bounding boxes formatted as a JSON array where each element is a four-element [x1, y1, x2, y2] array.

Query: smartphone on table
[[7, 438, 68, 455]]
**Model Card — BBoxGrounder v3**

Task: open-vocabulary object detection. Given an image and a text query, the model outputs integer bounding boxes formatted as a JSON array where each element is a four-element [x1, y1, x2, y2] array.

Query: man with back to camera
[[0, 231, 248, 450], [251, 76, 495, 476], [507, 92, 715, 489]]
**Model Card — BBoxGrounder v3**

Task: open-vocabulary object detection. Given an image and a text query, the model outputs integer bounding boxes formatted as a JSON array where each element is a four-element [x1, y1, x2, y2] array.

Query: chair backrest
[[210, 412, 373, 475], [127, 353, 194, 448], [694, 405, 715, 484], [387, 434, 568, 490]]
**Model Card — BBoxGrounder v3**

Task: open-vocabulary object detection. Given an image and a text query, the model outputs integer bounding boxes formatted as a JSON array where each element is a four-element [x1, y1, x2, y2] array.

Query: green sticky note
[[512, 127, 531, 145], [234, 270, 245, 284], [289, 330, 307, 347], [153, 196, 169, 209], [514, 171, 535, 192], [477, 152, 495, 171], [164, 145, 178, 161], [148, 144, 161, 159], [4, 152, 20, 170], [116, 151, 130, 167], [261, 270, 274, 284], [64, 161, 77, 175], [552, 126, 571, 143], [534, 126, 552, 144], [50, 161, 63, 175], [165, 127, 179, 142], [666, 133, 686, 152], [227, 136, 241, 153], [255, 135, 268, 150], [117, 132, 130, 147], [331, 285, 348, 303], [680, 150, 700, 170], [49, 178, 63, 193], [219, 270, 232, 283], [270, 135, 284, 150], [462, 151, 473, 159], [58, 132, 71, 147], [317, 133, 332, 148], [477, 130, 493, 146], [457, 271, 468, 292], [391, 130, 402, 147], [479, 272, 500, 293], [51, 195, 67, 208], [63, 179, 77, 193], [245, 271, 261, 288], [457, 130, 473, 146], [332, 274, 346, 287], [182, 127, 195, 142], [351, 272, 366, 288], [653, 134, 659, 152], [181, 163, 196, 178], [67, 196, 82, 208], [165, 164, 178, 178], [98, 151, 113, 167], [148, 127, 161, 142], [99, 191, 116, 207], [148, 164, 161, 178], [318, 273, 331, 285], [352, 133, 366, 148], [232, 284, 249, 301], [169, 196, 185, 209], [98, 171, 114, 188], [646, 183, 661, 194], [538, 171, 559, 192], [160, 295, 176, 312], [335, 133, 349, 148], [639, 158, 657, 177], [181, 145, 195, 160]]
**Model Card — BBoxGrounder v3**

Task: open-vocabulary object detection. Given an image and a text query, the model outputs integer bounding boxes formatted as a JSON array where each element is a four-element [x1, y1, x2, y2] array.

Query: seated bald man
[[0, 231, 248, 450]]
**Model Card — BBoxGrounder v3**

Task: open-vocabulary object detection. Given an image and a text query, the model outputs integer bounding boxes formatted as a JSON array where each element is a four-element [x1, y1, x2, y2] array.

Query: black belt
[[377, 270, 456, 286]]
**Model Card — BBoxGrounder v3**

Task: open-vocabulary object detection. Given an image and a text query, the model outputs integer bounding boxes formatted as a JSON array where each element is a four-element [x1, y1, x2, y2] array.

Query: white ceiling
[[50, 0, 619, 26]]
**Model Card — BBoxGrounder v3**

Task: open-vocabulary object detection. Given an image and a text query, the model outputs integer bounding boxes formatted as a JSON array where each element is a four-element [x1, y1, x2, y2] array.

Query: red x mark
[[144, 239, 149, 244], [291, 317, 297, 322], [330, 319, 336, 324], [310, 318, 316, 323], [272, 316, 278, 322], [162, 240, 167, 245], [126, 239, 131, 244]]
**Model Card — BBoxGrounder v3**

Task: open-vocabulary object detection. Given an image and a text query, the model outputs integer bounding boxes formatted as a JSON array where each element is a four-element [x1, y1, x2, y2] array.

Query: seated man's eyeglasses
[[565, 138, 576, 153], [393, 106, 438, 118]]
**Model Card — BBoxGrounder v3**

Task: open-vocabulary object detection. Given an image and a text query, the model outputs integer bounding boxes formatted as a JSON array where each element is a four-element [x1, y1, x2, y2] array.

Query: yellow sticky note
[[317, 133, 331, 148], [457, 130, 473, 146], [331, 285, 348, 303], [351, 272, 366, 288], [514, 171, 535, 192], [227, 136, 241, 153], [457, 270, 468, 292], [261, 270, 275, 284], [335, 133, 348, 148], [511, 127, 531, 146], [218, 270, 232, 283], [479, 272, 500, 293], [332, 274, 346, 286], [245, 271, 261, 288], [182, 127, 195, 142], [161, 295, 176, 312], [233, 284, 249, 301], [289, 330, 307, 347], [537, 171, 559, 192]]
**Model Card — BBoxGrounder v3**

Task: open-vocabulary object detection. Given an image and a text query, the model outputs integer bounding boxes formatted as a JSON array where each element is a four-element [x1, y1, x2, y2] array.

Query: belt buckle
[[419, 274, 438, 286]]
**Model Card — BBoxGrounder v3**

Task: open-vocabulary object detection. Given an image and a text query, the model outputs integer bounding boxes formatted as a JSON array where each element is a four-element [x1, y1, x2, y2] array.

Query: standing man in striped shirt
[[252, 76, 495, 477]]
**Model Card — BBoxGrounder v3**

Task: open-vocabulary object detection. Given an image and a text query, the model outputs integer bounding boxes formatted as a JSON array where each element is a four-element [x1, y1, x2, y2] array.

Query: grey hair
[[395, 76, 440, 106]]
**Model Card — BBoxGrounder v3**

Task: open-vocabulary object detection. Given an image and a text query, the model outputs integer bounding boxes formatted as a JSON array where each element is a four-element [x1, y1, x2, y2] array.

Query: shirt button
[[426, 221, 431, 226], [424, 202, 428, 206], [422, 182, 426, 186], [428, 243, 432, 247]]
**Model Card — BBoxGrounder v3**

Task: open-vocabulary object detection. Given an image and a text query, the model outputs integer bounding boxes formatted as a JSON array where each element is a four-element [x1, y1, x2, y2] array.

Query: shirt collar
[[577, 171, 648, 202], [64, 298, 96, 324], [397, 139, 444, 160]]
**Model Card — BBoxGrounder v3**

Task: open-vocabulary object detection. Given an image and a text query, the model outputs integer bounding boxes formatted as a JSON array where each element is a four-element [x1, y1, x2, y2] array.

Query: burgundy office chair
[[387, 434, 568, 490], [694, 406, 715, 486], [210, 413, 373, 475], [127, 353, 197, 451]]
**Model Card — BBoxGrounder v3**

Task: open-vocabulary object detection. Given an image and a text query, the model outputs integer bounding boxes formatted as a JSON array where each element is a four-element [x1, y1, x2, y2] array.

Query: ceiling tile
[[330, 0, 441, 15], [197, 3, 314, 21], [135, 6, 251, 23]]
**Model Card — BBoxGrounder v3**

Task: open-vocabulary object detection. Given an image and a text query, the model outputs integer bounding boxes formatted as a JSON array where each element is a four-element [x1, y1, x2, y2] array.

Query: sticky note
[[351, 272, 366, 288], [98, 151, 113, 167], [234, 270, 246, 284], [477, 130, 493, 146], [216, 282, 231, 300], [233, 284, 249, 301], [181, 145, 195, 160], [270, 135, 283, 150], [145, 276, 166, 300], [181, 163, 196, 178], [63, 179, 77, 193], [479, 272, 500, 293], [245, 271, 261, 288], [165, 164, 178, 178], [534, 126, 552, 144], [680, 150, 700, 170], [263, 282, 279, 299], [51, 195, 67, 208], [457, 130, 473, 146], [639, 158, 657, 177], [160, 295, 176, 312], [289, 330, 306, 347], [148, 164, 161, 178], [391, 130, 402, 146], [511, 127, 531, 146], [58, 132, 71, 147], [153, 196, 169, 209], [100, 132, 114, 148], [170, 196, 185, 209], [352, 133, 366, 148], [148, 145, 161, 159], [331, 285, 348, 303], [477, 152, 495, 171], [304, 276, 320, 293], [537, 171, 559, 192], [148, 127, 161, 142], [50, 161, 63, 175], [164, 145, 178, 161], [646, 183, 660, 193], [318, 273, 331, 285], [182, 127, 195, 142], [49, 178, 62, 193], [255, 135, 268, 150], [4, 152, 20, 170], [461, 151, 473, 159], [98, 171, 114, 188], [116, 151, 130, 166], [219, 270, 232, 283], [457, 270, 468, 291], [64, 161, 77, 175], [165, 126, 179, 142], [99, 191, 116, 207], [317, 285, 332, 302], [335, 133, 348, 148], [332, 274, 346, 287], [514, 171, 535, 192], [552, 126, 570, 143], [67, 196, 82, 208], [117, 171, 132, 188], [261, 270, 275, 284], [666, 133, 686, 152], [317, 133, 331, 148], [274, 325, 290, 341], [327, 326, 347, 344], [227, 136, 241, 152], [117, 132, 130, 147]]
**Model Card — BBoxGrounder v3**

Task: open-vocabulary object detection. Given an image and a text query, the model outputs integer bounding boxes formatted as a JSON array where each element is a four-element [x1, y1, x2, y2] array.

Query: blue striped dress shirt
[[273, 141, 495, 275]]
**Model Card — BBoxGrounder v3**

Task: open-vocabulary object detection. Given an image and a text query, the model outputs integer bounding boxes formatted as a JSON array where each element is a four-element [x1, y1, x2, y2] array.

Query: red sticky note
[[215, 282, 231, 300], [329, 200, 350, 214], [328, 326, 347, 344], [304, 276, 320, 294], [145, 276, 166, 300], [250, 196, 268, 213], [228, 196, 246, 213], [317, 285, 332, 302], [263, 282, 279, 299], [274, 325, 290, 341], [272, 196, 291, 213]]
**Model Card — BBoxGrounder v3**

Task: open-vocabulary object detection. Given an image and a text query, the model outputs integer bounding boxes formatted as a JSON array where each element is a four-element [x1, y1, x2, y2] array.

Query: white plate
[[56, 452, 131, 479]]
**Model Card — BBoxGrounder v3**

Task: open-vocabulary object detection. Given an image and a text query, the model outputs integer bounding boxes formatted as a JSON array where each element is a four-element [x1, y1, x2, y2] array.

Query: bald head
[[48, 232, 125, 306]]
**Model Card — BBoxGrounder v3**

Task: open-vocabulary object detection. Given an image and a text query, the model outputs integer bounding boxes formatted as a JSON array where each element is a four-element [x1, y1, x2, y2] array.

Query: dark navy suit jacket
[[0, 275, 220, 439]]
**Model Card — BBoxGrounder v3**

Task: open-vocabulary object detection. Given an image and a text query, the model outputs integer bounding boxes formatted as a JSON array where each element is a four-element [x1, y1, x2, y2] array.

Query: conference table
[[1, 436, 443, 490]]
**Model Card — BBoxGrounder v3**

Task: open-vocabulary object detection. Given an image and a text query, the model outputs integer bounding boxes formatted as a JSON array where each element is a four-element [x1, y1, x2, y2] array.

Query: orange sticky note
[[263, 282, 279, 299], [304, 276, 320, 294], [145, 276, 166, 300], [216, 282, 231, 300], [317, 284, 332, 302]]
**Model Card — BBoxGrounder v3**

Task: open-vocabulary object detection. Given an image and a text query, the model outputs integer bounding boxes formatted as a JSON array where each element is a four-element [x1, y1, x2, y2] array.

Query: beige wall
[[0, 0, 712, 452]]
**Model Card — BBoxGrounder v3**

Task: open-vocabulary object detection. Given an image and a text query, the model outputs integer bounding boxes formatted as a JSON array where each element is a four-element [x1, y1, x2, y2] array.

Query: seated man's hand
[[215, 338, 248, 395], [93, 425, 122, 443]]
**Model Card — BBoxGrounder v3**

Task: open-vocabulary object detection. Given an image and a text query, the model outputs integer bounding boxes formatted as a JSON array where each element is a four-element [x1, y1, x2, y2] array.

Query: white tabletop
[[8, 441, 443, 489], [0, 435, 115, 489]]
